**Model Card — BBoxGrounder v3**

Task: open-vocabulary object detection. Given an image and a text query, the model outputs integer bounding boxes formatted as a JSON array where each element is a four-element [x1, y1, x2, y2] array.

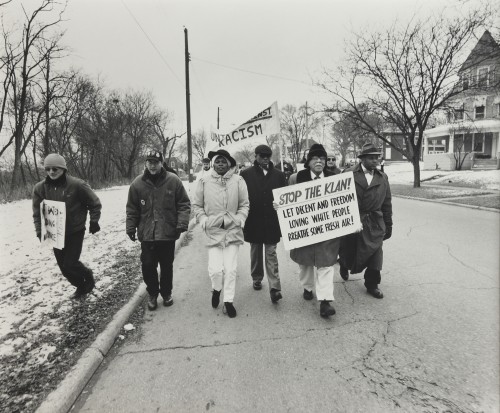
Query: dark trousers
[[140, 241, 175, 298], [364, 268, 381, 290], [53, 230, 91, 288]]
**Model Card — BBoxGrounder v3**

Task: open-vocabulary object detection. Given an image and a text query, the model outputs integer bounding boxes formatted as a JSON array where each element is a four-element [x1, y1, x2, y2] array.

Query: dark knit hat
[[202, 157, 211, 163], [44, 154, 67, 170], [207, 149, 237, 167], [305, 144, 327, 169]]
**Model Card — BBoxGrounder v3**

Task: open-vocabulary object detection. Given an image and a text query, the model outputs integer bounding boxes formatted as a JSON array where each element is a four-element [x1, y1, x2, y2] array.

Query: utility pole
[[305, 101, 309, 150], [184, 27, 193, 183], [217, 107, 220, 130]]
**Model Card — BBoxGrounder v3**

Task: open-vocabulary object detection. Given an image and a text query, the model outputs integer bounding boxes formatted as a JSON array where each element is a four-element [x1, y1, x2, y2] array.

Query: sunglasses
[[45, 167, 60, 172], [327, 158, 336, 161]]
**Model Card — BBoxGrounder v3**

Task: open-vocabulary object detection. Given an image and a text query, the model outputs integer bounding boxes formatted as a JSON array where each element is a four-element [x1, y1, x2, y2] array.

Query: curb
[[392, 194, 500, 213], [36, 217, 198, 413]]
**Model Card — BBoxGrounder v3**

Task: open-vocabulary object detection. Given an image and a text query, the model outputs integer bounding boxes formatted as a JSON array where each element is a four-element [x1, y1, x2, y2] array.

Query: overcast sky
[[2, 0, 491, 138]]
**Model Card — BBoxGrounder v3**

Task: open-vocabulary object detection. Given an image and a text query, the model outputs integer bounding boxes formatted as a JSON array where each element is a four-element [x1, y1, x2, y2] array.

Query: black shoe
[[253, 280, 262, 290], [148, 295, 158, 310], [339, 265, 349, 281], [224, 302, 237, 318], [70, 286, 86, 300], [163, 295, 173, 307], [211, 290, 221, 308], [320, 300, 336, 317], [367, 288, 384, 299], [303, 289, 314, 300], [270, 288, 282, 304]]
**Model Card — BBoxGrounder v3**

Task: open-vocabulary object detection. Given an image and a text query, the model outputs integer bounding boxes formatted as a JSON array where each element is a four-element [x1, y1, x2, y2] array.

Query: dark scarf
[[145, 167, 165, 185], [45, 172, 67, 187]]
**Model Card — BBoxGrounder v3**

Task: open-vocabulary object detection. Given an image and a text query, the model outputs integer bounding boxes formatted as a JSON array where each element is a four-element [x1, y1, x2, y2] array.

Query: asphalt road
[[73, 198, 499, 413]]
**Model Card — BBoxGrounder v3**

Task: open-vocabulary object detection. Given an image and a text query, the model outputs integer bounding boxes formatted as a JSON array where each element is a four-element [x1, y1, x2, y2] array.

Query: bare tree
[[190, 129, 207, 163], [317, 7, 492, 187]]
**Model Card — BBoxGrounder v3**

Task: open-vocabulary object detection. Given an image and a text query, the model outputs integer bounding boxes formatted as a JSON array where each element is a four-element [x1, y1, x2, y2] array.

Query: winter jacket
[[32, 174, 101, 237], [126, 168, 191, 242], [290, 168, 341, 267], [339, 163, 393, 273], [240, 161, 287, 244], [192, 167, 249, 248]]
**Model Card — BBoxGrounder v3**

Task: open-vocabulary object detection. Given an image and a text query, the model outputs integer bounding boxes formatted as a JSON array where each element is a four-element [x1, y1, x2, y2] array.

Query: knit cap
[[44, 154, 67, 170]]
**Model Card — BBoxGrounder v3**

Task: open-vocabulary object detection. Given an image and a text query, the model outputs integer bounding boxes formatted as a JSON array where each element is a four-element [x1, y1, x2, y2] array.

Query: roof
[[460, 30, 500, 73]]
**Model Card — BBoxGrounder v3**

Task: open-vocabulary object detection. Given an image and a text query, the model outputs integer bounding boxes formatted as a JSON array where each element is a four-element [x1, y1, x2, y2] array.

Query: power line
[[120, 0, 184, 88], [192, 56, 313, 86]]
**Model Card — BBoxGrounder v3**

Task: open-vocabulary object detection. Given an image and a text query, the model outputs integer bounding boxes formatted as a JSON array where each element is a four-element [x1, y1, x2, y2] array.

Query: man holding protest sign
[[32, 154, 102, 299], [289, 144, 341, 318], [240, 144, 287, 303], [338, 143, 393, 299]]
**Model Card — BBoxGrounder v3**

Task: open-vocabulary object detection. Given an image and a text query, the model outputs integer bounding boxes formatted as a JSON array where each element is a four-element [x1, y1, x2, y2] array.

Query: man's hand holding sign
[[273, 171, 361, 250]]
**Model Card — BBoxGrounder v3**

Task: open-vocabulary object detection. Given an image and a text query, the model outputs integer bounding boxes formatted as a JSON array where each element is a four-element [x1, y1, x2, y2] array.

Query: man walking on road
[[290, 144, 340, 317], [240, 145, 287, 303], [338, 143, 393, 299], [126, 150, 191, 310], [32, 153, 102, 299]]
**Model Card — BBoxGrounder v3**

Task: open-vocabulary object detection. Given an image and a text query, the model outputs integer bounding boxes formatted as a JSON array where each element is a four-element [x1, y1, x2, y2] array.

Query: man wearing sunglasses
[[126, 150, 191, 311], [32, 153, 102, 299], [240, 144, 287, 304], [325, 154, 341, 175]]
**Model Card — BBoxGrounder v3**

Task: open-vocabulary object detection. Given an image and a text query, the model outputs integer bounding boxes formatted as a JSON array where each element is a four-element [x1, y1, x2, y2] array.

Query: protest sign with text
[[40, 200, 66, 250], [272, 172, 361, 250], [206, 102, 280, 154]]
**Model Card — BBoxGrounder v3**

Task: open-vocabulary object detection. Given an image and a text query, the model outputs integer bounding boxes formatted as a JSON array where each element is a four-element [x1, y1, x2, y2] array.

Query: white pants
[[207, 244, 239, 303], [299, 265, 334, 301]]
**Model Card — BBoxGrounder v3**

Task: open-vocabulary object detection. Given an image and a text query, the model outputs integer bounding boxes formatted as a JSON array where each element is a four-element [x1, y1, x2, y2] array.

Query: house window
[[477, 67, 489, 88], [462, 71, 470, 90], [454, 109, 464, 120], [428, 139, 446, 154], [171, 162, 175, 168], [475, 106, 485, 119], [473, 133, 484, 153]]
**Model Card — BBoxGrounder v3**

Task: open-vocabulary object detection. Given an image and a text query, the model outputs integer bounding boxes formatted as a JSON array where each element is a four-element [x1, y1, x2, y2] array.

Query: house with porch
[[423, 30, 500, 170]]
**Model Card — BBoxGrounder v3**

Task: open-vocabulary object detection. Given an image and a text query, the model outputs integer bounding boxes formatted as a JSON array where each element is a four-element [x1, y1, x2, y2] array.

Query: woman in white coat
[[192, 149, 249, 318]]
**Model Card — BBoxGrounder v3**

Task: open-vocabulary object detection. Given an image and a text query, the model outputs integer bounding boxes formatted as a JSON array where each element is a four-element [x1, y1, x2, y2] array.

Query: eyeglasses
[[45, 167, 60, 172], [327, 158, 336, 161]]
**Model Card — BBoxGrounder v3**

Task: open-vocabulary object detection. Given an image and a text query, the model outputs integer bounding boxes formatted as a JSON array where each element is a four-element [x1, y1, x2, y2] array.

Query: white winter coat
[[193, 167, 249, 248]]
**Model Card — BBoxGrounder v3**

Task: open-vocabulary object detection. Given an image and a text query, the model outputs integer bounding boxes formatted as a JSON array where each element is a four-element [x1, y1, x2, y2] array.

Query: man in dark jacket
[[32, 153, 102, 299], [338, 143, 393, 299], [290, 144, 340, 318], [126, 150, 191, 310], [240, 144, 287, 303]]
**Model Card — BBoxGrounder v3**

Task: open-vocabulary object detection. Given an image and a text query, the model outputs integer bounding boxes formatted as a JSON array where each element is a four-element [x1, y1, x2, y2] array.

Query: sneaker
[[212, 290, 221, 308], [148, 295, 158, 310], [303, 289, 314, 300], [253, 280, 262, 290], [270, 288, 282, 303], [163, 295, 174, 307], [320, 300, 336, 317], [224, 302, 237, 318]]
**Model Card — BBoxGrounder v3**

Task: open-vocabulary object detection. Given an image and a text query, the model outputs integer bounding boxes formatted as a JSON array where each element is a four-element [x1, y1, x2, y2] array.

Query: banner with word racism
[[40, 200, 66, 250], [206, 102, 280, 154], [272, 172, 361, 250]]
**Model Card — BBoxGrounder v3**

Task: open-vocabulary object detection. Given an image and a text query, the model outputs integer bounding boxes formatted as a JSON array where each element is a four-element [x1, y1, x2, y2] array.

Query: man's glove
[[383, 226, 392, 241], [127, 232, 136, 242], [89, 222, 100, 234], [175, 227, 187, 239]]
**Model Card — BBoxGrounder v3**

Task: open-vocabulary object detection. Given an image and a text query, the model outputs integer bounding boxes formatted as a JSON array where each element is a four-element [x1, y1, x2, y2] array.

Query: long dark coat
[[339, 163, 392, 273], [290, 168, 341, 267], [240, 161, 287, 244]]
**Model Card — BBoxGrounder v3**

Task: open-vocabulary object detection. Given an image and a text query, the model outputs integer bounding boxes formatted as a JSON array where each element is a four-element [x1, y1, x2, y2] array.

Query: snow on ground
[[384, 162, 500, 190]]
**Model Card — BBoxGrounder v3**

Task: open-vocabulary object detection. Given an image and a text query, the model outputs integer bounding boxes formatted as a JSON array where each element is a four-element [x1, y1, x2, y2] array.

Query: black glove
[[89, 222, 100, 234], [383, 226, 392, 241], [127, 232, 136, 242], [175, 228, 187, 239]]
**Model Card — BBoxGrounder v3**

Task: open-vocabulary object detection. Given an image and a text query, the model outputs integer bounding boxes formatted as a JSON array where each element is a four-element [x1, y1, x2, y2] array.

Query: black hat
[[305, 144, 327, 169], [207, 149, 237, 167], [255, 144, 272, 156], [146, 150, 163, 162], [358, 143, 382, 158]]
